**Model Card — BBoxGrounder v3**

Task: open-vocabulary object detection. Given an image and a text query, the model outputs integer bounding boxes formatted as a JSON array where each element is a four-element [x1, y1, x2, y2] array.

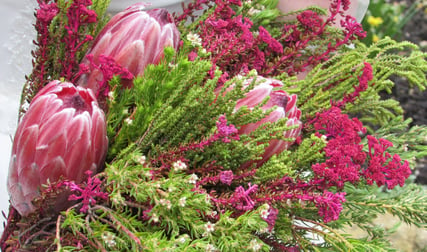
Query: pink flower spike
[[77, 4, 180, 94], [7, 81, 108, 216]]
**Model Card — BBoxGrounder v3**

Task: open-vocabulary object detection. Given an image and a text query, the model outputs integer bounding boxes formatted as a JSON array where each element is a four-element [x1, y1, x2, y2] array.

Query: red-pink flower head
[[7, 81, 108, 216], [77, 3, 180, 92], [236, 77, 302, 166]]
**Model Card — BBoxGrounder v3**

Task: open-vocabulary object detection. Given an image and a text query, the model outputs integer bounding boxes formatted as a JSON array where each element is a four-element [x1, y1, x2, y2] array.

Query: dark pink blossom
[[36, 1, 59, 23], [219, 170, 234, 185], [365, 135, 411, 189], [315, 191, 346, 223], [65, 171, 108, 213], [84, 54, 134, 98], [216, 115, 240, 143], [258, 26, 283, 53], [188, 50, 198, 61], [263, 207, 278, 232], [230, 184, 258, 211], [312, 106, 366, 188], [60, 0, 98, 81], [336, 62, 373, 107]]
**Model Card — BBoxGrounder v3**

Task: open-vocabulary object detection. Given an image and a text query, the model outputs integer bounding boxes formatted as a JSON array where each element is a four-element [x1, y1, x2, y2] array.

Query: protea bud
[[77, 3, 180, 93], [236, 77, 302, 166], [7, 81, 108, 216]]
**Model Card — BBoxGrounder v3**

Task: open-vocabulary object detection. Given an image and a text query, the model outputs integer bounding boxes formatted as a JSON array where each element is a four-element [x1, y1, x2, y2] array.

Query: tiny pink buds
[[77, 3, 180, 93], [236, 77, 302, 166], [7, 81, 108, 216]]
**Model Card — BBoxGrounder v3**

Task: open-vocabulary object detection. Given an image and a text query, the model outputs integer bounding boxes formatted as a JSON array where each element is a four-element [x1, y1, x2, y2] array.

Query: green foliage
[[295, 37, 427, 129], [58, 149, 270, 251], [49, 0, 111, 81]]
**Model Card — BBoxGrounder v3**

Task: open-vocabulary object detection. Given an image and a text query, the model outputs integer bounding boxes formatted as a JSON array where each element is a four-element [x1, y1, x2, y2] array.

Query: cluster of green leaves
[[20, 0, 111, 114], [105, 42, 299, 176], [49, 0, 111, 78], [293, 37, 427, 127], [59, 148, 269, 251]]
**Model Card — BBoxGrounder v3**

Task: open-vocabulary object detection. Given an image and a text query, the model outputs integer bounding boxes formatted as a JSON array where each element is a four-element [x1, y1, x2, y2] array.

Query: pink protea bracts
[[77, 3, 180, 93], [236, 77, 302, 166], [7, 81, 108, 216]]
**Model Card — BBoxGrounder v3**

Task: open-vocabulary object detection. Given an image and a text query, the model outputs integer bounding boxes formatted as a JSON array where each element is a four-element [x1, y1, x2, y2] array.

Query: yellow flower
[[372, 34, 379, 43], [367, 16, 384, 27]]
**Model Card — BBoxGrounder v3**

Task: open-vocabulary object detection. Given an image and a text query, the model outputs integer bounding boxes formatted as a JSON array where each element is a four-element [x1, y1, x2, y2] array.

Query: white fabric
[[108, 0, 190, 14], [0, 0, 36, 232]]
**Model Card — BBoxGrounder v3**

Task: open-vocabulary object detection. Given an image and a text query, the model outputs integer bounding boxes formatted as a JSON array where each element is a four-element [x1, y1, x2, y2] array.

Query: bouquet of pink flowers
[[2, 0, 427, 251]]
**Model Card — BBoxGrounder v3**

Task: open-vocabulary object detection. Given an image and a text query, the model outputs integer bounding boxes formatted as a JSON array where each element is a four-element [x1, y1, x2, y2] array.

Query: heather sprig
[[177, 0, 366, 82], [65, 171, 108, 213], [296, 38, 427, 126], [21, 0, 110, 115]]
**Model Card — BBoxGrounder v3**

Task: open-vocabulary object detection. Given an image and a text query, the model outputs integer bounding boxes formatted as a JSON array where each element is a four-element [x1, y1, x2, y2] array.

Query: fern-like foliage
[[294, 37, 427, 127]]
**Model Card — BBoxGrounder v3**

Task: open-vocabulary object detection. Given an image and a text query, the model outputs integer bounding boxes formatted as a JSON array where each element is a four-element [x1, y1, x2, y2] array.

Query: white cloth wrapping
[[0, 0, 36, 232]]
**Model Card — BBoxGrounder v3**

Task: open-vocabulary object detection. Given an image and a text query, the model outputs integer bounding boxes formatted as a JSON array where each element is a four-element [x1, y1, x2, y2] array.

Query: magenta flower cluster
[[312, 105, 411, 191], [184, 0, 366, 82], [65, 171, 108, 213]]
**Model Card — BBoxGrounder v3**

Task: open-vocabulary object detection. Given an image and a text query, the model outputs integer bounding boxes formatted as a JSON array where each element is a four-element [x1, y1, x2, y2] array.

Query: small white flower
[[258, 227, 270, 234], [172, 160, 187, 171], [249, 239, 262, 251], [124, 117, 133, 125], [168, 186, 176, 192], [122, 108, 129, 115], [168, 62, 178, 69], [248, 7, 261, 16], [151, 213, 159, 223], [108, 91, 115, 101], [320, 134, 328, 143], [403, 144, 408, 152], [200, 48, 207, 54], [204, 221, 215, 233], [206, 244, 217, 252], [138, 155, 146, 165], [102, 232, 116, 248], [205, 194, 211, 204], [188, 174, 199, 184], [207, 210, 217, 217], [159, 199, 172, 209], [187, 32, 202, 47], [260, 209, 269, 219], [178, 234, 189, 243], [179, 197, 187, 207]]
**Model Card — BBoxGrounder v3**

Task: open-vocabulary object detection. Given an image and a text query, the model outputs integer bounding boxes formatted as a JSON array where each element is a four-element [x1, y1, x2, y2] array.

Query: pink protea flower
[[236, 77, 302, 166], [7, 81, 108, 216], [77, 3, 180, 93]]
